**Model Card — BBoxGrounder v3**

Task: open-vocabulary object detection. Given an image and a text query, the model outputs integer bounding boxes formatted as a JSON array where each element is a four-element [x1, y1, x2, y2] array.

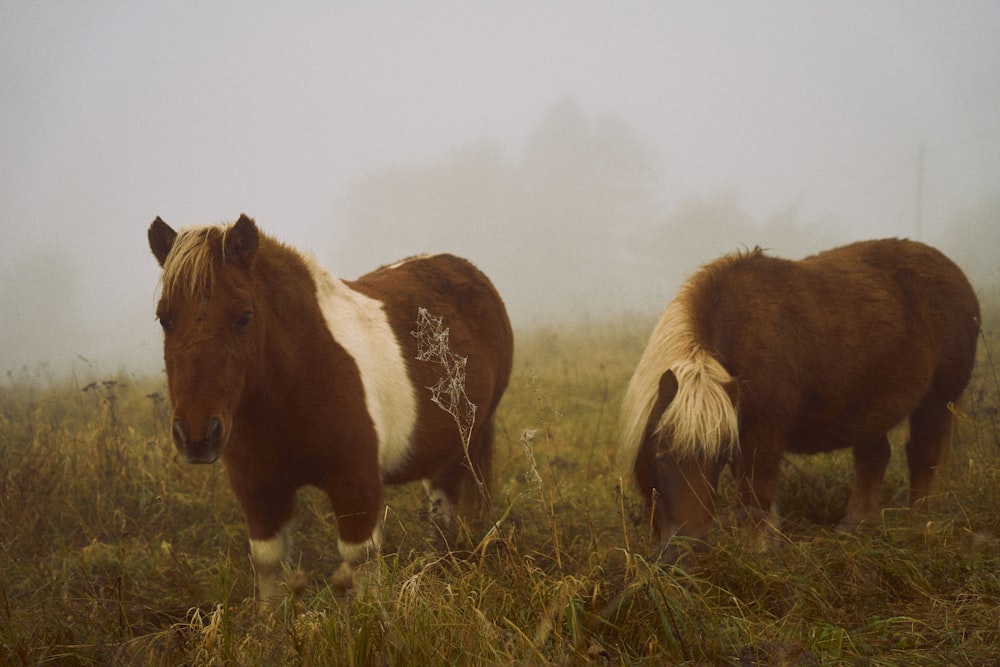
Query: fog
[[2, 2, 999, 380]]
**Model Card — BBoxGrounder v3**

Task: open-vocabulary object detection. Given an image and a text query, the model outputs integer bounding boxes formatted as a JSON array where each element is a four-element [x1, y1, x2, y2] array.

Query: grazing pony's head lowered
[[149, 214, 262, 464]]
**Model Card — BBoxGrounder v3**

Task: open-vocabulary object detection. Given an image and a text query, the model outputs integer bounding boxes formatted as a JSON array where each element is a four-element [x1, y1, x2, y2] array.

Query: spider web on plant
[[412, 307, 478, 454]]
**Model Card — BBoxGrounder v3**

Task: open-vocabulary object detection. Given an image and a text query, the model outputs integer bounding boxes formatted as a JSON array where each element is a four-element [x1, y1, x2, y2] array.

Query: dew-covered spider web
[[412, 307, 478, 469]]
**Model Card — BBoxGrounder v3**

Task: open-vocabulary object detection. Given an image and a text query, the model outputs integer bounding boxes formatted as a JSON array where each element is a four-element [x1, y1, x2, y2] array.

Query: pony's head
[[619, 281, 741, 546], [644, 365, 740, 544], [149, 214, 262, 464]]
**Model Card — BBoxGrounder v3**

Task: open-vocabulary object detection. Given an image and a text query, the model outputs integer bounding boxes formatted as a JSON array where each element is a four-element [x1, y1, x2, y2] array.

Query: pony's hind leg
[[425, 421, 495, 547], [839, 434, 891, 530], [423, 469, 465, 548], [906, 398, 954, 510], [423, 478, 457, 529]]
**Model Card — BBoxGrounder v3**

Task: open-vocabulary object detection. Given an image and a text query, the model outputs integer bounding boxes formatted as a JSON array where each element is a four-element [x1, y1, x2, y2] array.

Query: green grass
[[1, 311, 999, 665]]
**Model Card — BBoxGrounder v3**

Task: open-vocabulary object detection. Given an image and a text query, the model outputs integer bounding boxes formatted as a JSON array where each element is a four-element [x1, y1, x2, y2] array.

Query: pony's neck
[[248, 240, 337, 391]]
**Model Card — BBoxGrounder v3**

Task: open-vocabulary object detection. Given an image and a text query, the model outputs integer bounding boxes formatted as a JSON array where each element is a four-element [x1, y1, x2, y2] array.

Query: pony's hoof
[[732, 506, 783, 551], [835, 514, 873, 533], [653, 536, 707, 564], [289, 569, 309, 596], [330, 562, 354, 593]]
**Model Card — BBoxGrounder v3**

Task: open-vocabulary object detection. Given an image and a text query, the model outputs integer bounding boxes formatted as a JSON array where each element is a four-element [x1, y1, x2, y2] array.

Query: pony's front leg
[[326, 478, 384, 592], [731, 436, 783, 550], [330, 523, 382, 592], [235, 483, 297, 610], [839, 434, 891, 530], [249, 523, 293, 608]]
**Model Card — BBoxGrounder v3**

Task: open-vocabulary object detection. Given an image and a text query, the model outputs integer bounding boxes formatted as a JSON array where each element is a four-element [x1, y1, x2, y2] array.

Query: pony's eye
[[158, 316, 174, 333], [235, 311, 252, 331]]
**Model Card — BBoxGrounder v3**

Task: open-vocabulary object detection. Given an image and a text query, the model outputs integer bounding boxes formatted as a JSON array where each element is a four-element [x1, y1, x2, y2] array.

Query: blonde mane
[[159, 223, 236, 300], [618, 277, 740, 474]]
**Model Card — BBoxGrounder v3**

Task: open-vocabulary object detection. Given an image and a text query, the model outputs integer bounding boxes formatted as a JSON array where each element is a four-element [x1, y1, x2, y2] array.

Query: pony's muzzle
[[172, 415, 224, 464]]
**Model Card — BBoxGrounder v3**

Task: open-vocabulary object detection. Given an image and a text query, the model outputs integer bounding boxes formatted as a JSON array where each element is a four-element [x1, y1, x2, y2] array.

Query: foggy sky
[[2, 1, 999, 378]]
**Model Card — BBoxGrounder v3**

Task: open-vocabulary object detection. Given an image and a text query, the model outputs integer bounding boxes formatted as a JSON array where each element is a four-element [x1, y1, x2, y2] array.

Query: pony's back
[[689, 240, 979, 455]]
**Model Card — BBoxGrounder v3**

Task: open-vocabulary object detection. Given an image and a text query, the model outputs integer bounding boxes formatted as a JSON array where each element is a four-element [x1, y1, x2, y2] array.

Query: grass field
[[1, 304, 999, 665]]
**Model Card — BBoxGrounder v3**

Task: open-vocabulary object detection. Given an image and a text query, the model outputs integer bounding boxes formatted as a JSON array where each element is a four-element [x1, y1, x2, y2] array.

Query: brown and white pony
[[148, 214, 513, 605], [620, 239, 980, 556]]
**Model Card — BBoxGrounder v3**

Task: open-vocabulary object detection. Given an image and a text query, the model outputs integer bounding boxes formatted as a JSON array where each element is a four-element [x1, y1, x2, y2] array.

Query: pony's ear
[[652, 370, 679, 420], [723, 377, 740, 407], [148, 217, 177, 267], [225, 214, 259, 266]]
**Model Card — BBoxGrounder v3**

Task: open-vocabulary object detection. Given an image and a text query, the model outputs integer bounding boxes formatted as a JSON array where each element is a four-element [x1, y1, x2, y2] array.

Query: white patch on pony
[[338, 523, 383, 567], [249, 524, 291, 603], [304, 256, 418, 476]]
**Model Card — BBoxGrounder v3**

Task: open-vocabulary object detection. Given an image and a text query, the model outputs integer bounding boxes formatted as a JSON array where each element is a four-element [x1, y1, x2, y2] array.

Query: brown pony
[[620, 239, 980, 555], [148, 214, 513, 605]]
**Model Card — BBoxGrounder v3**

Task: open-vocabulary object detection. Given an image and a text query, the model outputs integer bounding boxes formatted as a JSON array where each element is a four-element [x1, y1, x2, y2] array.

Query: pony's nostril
[[172, 419, 187, 446], [206, 416, 222, 445]]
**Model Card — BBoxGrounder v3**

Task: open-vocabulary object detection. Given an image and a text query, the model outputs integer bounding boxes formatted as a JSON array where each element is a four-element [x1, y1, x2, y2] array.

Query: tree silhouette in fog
[[636, 190, 842, 286], [342, 97, 662, 321], [340, 98, 845, 323]]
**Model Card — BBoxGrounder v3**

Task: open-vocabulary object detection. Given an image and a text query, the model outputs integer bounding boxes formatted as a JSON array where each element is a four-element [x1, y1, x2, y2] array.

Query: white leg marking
[[338, 523, 382, 567], [249, 524, 291, 605], [425, 482, 455, 528], [332, 524, 383, 592]]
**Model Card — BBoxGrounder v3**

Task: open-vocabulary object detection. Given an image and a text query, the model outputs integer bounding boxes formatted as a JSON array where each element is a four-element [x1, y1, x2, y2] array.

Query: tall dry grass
[[1, 306, 998, 665]]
